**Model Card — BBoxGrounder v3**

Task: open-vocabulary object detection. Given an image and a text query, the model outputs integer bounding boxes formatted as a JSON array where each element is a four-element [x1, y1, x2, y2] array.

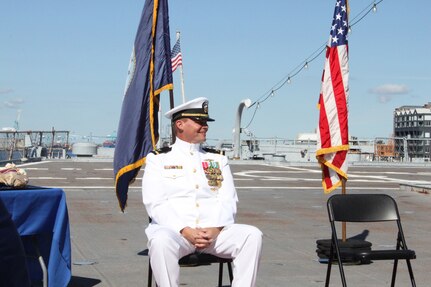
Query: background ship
[[0, 129, 70, 163], [1, 128, 429, 166]]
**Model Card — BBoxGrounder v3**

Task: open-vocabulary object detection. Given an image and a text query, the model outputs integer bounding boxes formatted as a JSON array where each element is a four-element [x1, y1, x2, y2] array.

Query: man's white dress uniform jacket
[[142, 137, 238, 237]]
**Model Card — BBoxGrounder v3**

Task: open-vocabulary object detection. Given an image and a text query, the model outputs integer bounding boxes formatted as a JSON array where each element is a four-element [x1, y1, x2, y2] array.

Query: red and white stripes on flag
[[316, 0, 349, 193], [171, 38, 182, 72]]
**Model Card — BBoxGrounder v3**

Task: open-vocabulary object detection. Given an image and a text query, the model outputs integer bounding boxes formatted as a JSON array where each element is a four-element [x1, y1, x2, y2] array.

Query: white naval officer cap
[[165, 97, 215, 122]]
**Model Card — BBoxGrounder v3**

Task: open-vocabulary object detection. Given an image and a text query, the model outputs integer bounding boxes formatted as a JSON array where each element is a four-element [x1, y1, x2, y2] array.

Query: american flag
[[171, 38, 182, 72], [316, 0, 350, 193]]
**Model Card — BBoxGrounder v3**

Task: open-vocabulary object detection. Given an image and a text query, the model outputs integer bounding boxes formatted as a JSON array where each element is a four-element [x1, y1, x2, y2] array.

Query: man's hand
[[180, 226, 223, 249]]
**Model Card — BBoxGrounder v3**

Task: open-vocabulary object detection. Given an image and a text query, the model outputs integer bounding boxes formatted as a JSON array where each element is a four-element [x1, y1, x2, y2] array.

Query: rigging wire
[[244, 0, 384, 130]]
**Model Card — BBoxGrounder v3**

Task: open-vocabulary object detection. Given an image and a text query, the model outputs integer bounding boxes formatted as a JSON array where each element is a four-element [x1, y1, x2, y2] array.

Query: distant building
[[393, 102, 431, 161], [375, 139, 396, 161]]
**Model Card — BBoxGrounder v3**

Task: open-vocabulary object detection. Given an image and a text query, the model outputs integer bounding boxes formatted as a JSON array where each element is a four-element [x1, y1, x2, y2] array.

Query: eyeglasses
[[189, 118, 208, 126]]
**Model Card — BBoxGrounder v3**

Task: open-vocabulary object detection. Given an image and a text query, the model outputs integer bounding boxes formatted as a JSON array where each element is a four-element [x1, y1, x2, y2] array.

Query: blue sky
[[1, 0, 430, 143]]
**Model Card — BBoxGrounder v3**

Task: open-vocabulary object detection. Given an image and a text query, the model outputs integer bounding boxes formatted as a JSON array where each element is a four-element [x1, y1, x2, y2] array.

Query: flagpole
[[169, 89, 175, 144], [176, 31, 186, 104], [158, 103, 162, 148]]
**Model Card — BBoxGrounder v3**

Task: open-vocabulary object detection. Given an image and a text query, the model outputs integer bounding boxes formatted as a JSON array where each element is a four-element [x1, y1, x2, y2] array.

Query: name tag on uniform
[[162, 166, 184, 179], [164, 165, 183, 169]]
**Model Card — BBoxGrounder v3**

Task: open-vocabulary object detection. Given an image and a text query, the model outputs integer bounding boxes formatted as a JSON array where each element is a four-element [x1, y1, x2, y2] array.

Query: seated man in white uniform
[[142, 97, 263, 287]]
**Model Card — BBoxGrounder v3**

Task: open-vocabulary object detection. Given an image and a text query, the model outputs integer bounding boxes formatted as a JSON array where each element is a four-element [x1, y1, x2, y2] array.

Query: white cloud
[[369, 84, 409, 104], [369, 84, 409, 95], [0, 88, 14, 95], [3, 98, 24, 109]]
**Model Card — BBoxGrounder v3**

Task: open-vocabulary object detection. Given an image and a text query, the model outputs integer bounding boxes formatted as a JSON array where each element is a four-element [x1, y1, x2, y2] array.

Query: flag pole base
[[316, 238, 372, 265]]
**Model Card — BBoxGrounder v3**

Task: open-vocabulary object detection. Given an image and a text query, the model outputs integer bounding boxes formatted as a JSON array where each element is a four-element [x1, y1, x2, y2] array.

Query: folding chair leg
[[325, 257, 332, 287], [218, 262, 224, 287], [217, 261, 234, 286], [148, 261, 153, 287], [37, 255, 47, 287], [406, 259, 416, 287], [390, 259, 398, 287], [333, 238, 347, 287], [31, 236, 47, 287], [227, 261, 233, 283], [325, 242, 334, 287], [325, 256, 348, 287], [336, 255, 347, 287]]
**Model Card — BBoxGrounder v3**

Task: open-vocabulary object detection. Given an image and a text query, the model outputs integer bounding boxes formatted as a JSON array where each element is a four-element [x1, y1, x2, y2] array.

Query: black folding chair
[[325, 194, 416, 287], [148, 252, 233, 287]]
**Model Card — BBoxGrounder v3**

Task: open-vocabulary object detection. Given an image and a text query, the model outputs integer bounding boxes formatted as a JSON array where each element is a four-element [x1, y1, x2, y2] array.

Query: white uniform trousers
[[147, 223, 263, 287]]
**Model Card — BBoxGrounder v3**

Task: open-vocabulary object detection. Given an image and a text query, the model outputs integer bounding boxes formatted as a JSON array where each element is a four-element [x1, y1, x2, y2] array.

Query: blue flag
[[114, 0, 173, 212]]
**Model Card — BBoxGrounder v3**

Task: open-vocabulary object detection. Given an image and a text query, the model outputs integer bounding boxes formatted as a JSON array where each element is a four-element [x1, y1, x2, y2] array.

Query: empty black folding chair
[[325, 194, 416, 287]]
